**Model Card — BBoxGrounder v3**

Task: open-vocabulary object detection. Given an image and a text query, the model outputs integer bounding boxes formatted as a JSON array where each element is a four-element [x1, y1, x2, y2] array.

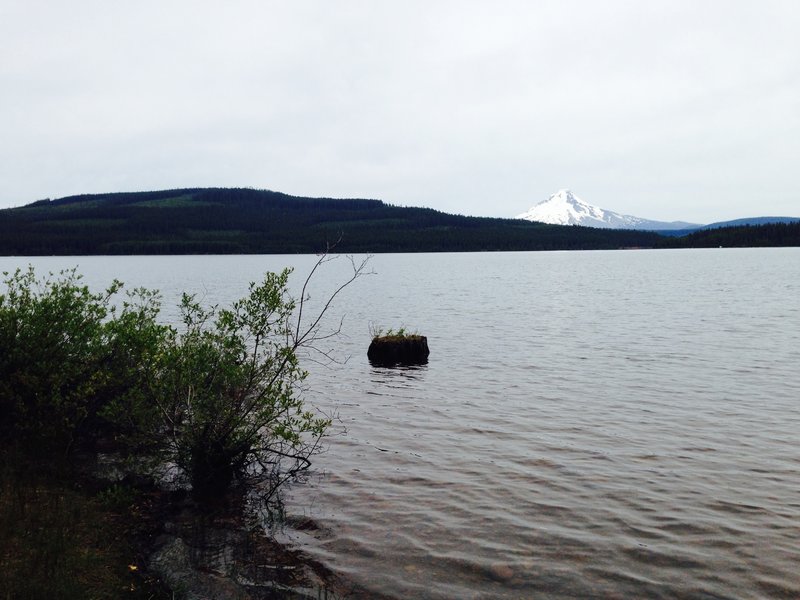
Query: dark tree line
[[1, 187, 796, 255], [0, 188, 664, 255], [656, 221, 800, 249]]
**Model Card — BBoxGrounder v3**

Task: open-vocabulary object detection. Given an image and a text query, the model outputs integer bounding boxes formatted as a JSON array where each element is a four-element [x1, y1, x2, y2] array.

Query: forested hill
[[658, 220, 800, 249], [0, 188, 664, 255], [2, 188, 796, 254]]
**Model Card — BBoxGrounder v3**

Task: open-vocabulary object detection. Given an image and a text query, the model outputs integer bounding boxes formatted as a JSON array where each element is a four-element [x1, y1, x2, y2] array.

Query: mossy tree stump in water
[[368, 332, 429, 366]]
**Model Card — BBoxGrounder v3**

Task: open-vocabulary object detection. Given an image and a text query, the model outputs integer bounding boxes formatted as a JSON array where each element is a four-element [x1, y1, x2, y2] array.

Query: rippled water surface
[[5, 249, 800, 599]]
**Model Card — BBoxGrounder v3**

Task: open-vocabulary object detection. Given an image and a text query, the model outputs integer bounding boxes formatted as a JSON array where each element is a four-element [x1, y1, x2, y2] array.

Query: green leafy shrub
[[0, 268, 123, 455], [110, 269, 334, 500], [1, 256, 368, 500]]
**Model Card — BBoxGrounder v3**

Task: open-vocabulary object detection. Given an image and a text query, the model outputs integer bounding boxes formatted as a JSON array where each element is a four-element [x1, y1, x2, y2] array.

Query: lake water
[[3, 248, 799, 599]]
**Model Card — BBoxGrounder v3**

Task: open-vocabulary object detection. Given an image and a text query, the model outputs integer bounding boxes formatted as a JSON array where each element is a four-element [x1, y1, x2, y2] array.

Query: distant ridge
[[515, 189, 698, 231], [1, 187, 796, 254], [644, 216, 800, 237], [658, 220, 800, 248], [0, 187, 664, 255], [700, 216, 800, 230]]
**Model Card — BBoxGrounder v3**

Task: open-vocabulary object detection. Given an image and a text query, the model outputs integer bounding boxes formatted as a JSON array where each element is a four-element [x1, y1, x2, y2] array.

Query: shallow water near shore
[[4, 248, 800, 599]]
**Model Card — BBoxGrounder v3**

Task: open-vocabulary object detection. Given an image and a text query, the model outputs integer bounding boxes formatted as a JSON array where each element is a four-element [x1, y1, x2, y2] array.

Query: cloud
[[1, 0, 798, 222]]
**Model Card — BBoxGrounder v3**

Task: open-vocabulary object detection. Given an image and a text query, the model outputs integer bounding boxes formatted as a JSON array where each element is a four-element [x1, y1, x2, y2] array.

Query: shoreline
[[0, 449, 356, 599]]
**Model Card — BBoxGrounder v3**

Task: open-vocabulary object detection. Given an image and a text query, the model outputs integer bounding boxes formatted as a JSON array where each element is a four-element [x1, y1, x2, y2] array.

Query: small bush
[[369, 323, 419, 341], [1, 256, 368, 500], [108, 269, 333, 500], [0, 268, 127, 455]]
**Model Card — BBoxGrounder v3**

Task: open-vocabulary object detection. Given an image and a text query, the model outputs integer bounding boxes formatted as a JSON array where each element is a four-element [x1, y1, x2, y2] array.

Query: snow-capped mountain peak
[[515, 189, 644, 228], [515, 190, 697, 231]]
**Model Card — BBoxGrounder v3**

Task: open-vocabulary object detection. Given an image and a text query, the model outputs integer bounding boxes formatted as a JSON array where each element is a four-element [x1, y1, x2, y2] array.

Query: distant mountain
[[659, 220, 800, 248], [645, 216, 800, 237], [0, 187, 665, 255], [515, 189, 700, 231], [700, 216, 800, 230], [3, 187, 794, 255]]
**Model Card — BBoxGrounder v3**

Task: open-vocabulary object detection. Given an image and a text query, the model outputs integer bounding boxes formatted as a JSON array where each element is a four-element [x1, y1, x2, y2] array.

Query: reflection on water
[[370, 363, 429, 384], [4, 249, 800, 599]]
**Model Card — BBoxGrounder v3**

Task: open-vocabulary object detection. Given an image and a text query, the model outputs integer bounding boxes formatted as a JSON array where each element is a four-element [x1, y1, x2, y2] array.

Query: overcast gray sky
[[1, 0, 798, 223]]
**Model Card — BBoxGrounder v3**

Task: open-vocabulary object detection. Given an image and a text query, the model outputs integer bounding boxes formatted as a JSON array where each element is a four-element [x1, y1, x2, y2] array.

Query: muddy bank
[[100, 474, 334, 600], [72, 447, 399, 599], [95, 463, 390, 600]]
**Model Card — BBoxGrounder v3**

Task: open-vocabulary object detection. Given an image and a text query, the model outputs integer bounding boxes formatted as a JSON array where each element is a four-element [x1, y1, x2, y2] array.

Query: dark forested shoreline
[[1, 187, 797, 255]]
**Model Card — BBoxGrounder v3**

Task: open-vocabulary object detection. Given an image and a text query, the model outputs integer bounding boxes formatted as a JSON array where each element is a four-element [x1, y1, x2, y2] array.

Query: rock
[[367, 335, 429, 366], [149, 538, 192, 593], [149, 537, 245, 600], [488, 563, 515, 582]]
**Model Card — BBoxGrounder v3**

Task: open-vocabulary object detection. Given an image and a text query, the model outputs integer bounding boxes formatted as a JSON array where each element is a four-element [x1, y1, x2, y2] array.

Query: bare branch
[[294, 254, 372, 350]]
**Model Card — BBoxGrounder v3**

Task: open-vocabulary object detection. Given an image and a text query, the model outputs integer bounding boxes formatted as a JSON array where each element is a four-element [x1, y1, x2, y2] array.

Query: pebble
[[488, 563, 515, 581]]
